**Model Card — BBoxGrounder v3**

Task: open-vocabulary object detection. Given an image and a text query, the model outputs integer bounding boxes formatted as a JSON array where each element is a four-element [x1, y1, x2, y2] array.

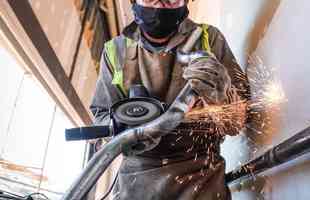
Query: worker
[[90, 0, 250, 199]]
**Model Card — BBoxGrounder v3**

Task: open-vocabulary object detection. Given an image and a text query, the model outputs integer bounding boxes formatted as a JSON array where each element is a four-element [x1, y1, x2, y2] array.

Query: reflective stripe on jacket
[[90, 18, 250, 200], [104, 24, 212, 95]]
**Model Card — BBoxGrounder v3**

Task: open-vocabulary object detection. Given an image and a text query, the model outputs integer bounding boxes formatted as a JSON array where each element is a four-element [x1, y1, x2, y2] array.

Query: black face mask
[[132, 3, 189, 39]]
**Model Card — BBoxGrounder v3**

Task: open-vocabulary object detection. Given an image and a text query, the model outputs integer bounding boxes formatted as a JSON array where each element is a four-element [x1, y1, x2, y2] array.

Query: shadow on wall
[[218, 0, 284, 174], [246, 0, 281, 57], [244, 0, 282, 146]]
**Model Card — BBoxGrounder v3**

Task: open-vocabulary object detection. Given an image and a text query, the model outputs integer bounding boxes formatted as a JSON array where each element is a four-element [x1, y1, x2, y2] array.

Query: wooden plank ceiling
[[0, 0, 112, 126]]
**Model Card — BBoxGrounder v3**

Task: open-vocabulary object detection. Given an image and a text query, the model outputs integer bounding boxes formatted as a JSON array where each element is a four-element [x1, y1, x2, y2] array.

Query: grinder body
[[110, 85, 165, 136], [65, 85, 165, 141]]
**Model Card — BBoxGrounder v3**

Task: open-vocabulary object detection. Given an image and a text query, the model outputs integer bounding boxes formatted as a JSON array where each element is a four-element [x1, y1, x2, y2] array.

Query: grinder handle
[[65, 126, 111, 141]]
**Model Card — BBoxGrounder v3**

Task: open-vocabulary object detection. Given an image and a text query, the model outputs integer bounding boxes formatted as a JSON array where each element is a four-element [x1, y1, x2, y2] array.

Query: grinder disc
[[113, 98, 163, 126]]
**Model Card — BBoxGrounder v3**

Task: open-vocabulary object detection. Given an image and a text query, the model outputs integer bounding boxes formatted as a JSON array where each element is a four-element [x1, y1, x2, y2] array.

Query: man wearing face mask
[[90, 0, 250, 199]]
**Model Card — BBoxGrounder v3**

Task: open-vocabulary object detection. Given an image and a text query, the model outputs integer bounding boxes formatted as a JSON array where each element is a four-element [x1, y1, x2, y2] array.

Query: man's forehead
[[135, 0, 186, 8]]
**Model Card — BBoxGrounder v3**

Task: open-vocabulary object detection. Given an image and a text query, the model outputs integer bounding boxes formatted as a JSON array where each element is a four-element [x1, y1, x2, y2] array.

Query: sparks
[[165, 55, 287, 191], [262, 80, 286, 106], [185, 100, 248, 137], [183, 54, 286, 139]]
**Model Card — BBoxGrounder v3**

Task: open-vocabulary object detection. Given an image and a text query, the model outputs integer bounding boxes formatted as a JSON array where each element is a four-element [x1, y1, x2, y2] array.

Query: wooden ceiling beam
[[0, 0, 93, 126]]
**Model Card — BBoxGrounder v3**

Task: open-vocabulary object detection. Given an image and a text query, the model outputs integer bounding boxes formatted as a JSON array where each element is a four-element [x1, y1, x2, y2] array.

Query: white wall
[[189, 0, 280, 68], [196, 0, 310, 199], [219, 0, 265, 67], [191, 0, 310, 199], [252, 0, 310, 199]]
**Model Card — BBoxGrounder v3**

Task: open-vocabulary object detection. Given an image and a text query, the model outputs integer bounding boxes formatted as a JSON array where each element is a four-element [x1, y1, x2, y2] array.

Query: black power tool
[[65, 85, 165, 141]]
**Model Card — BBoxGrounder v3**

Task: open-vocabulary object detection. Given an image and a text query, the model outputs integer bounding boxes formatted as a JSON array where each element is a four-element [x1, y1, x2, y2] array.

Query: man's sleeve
[[207, 26, 252, 135], [90, 50, 124, 126], [208, 26, 251, 101]]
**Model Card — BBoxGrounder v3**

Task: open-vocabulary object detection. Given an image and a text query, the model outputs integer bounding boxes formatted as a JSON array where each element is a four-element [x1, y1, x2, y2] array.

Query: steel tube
[[226, 126, 310, 184], [61, 83, 196, 200], [62, 28, 202, 199], [177, 51, 210, 65]]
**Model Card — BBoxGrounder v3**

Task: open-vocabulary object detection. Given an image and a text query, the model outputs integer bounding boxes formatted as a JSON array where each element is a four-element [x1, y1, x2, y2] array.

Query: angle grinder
[[62, 26, 206, 200], [65, 85, 165, 141], [65, 26, 206, 142]]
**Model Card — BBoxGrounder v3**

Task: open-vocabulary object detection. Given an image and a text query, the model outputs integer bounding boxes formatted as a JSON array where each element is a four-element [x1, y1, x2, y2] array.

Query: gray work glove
[[183, 56, 232, 104]]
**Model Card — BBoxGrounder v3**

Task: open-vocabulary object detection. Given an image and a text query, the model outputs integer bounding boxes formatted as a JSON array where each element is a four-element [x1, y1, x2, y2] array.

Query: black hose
[[226, 126, 310, 184]]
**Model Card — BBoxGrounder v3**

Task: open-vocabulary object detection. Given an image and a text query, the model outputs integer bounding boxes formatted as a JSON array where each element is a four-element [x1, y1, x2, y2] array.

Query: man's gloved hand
[[183, 56, 232, 105]]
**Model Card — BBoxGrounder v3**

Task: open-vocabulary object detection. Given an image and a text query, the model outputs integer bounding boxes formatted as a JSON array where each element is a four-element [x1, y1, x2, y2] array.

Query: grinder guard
[[110, 85, 165, 136], [62, 82, 196, 200], [66, 85, 165, 153], [110, 85, 165, 153], [62, 27, 203, 200]]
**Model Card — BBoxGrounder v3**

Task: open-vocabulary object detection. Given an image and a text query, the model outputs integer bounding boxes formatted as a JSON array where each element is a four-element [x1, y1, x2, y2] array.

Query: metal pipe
[[176, 26, 209, 65], [62, 28, 203, 200], [177, 50, 210, 65], [181, 26, 202, 53], [61, 84, 196, 200], [226, 126, 310, 184]]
